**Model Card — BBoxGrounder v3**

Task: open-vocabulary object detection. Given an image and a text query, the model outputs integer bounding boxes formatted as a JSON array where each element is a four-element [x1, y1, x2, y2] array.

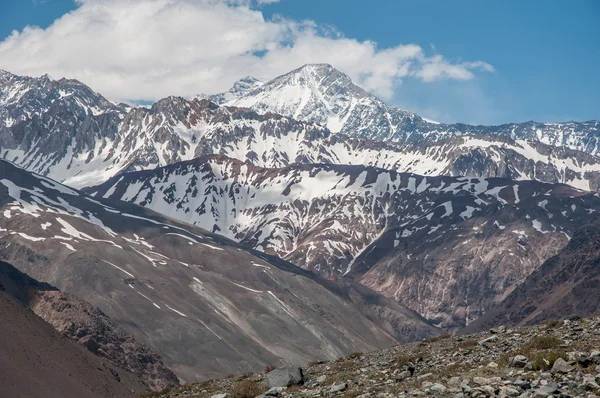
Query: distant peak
[[299, 63, 334, 70], [0, 69, 15, 81], [236, 76, 261, 84], [285, 63, 351, 82], [39, 73, 54, 83], [231, 76, 263, 91]]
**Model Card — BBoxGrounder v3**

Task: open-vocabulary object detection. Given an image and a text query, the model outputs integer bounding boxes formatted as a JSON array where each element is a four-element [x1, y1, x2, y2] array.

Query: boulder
[[551, 358, 573, 374], [429, 383, 446, 394], [266, 367, 304, 388], [508, 355, 529, 368], [329, 383, 348, 393]]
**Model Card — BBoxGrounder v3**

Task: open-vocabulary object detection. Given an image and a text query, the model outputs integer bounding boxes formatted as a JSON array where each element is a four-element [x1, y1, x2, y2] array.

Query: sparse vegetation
[[458, 338, 478, 349], [230, 379, 267, 398], [396, 354, 422, 368], [426, 334, 452, 343], [526, 335, 563, 350], [346, 351, 363, 359]]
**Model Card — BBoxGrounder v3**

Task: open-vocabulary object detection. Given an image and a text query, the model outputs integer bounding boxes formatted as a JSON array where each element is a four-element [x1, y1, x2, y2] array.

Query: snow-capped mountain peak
[[197, 75, 264, 105], [226, 63, 422, 137]]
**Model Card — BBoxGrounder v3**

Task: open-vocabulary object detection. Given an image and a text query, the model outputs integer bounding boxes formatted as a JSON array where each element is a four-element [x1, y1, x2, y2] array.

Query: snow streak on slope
[[89, 156, 600, 279]]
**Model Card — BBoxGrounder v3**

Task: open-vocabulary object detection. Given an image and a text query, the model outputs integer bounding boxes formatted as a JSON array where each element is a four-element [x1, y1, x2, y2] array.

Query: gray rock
[[267, 367, 304, 387], [329, 383, 348, 393], [263, 387, 285, 396], [534, 382, 559, 397], [461, 383, 472, 394], [314, 375, 326, 385], [211, 394, 229, 398], [508, 355, 529, 368], [478, 335, 499, 345], [395, 370, 412, 382], [429, 383, 446, 394], [551, 358, 573, 374], [512, 379, 531, 390], [584, 379, 600, 391], [499, 386, 520, 397], [473, 377, 491, 386], [448, 377, 462, 388], [490, 325, 507, 334]]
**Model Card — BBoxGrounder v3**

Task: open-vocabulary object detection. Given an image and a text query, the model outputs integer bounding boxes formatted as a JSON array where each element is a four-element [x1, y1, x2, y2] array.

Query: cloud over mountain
[[0, 0, 493, 103]]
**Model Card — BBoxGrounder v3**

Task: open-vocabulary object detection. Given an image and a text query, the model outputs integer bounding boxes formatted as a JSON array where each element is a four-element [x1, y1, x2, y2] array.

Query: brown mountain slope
[[0, 259, 179, 391], [463, 215, 600, 333], [0, 288, 146, 398]]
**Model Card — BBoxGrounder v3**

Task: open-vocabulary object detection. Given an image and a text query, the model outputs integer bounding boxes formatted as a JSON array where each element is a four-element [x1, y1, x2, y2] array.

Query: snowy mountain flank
[[1, 68, 600, 191], [1, 64, 600, 345], [87, 155, 600, 329], [0, 159, 439, 381], [223, 64, 600, 153]]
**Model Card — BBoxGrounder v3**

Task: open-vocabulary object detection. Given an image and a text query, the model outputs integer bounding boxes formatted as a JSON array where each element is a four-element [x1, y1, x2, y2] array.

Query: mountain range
[[86, 154, 600, 330], [1, 63, 600, 390], [2, 66, 600, 191], [0, 158, 438, 382]]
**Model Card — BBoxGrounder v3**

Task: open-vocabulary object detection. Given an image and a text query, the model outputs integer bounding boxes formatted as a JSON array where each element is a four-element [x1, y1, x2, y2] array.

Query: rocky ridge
[[1, 69, 600, 192], [140, 315, 600, 398], [225, 64, 600, 154]]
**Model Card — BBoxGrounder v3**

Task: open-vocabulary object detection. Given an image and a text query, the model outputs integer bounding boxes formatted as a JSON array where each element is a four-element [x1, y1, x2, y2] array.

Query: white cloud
[[0, 0, 494, 103]]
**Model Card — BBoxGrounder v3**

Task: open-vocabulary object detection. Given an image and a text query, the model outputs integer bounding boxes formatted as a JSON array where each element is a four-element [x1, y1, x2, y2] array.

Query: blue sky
[[0, 0, 598, 124]]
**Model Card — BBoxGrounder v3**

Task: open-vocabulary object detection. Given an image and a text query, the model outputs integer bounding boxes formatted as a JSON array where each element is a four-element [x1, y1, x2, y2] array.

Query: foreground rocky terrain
[[141, 315, 600, 398]]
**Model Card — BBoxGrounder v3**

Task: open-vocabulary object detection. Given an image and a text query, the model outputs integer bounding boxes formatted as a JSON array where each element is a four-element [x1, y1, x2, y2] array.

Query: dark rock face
[[462, 215, 600, 333], [0, 259, 179, 391], [30, 290, 180, 390], [0, 276, 147, 398], [87, 155, 600, 330], [0, 159, 439, 382]]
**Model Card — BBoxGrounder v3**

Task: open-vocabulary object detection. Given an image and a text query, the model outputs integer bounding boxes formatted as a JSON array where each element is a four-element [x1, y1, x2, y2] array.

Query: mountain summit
[[228, 63, 421, 138]]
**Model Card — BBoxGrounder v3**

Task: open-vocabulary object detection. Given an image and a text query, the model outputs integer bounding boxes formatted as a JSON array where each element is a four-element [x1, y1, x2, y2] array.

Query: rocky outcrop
[[140, 314, 600, 398], [30, 290, 180, 390], [0, 285, 146, 398], [0, 259, 179, 391], [462, 215, 600, 333]]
